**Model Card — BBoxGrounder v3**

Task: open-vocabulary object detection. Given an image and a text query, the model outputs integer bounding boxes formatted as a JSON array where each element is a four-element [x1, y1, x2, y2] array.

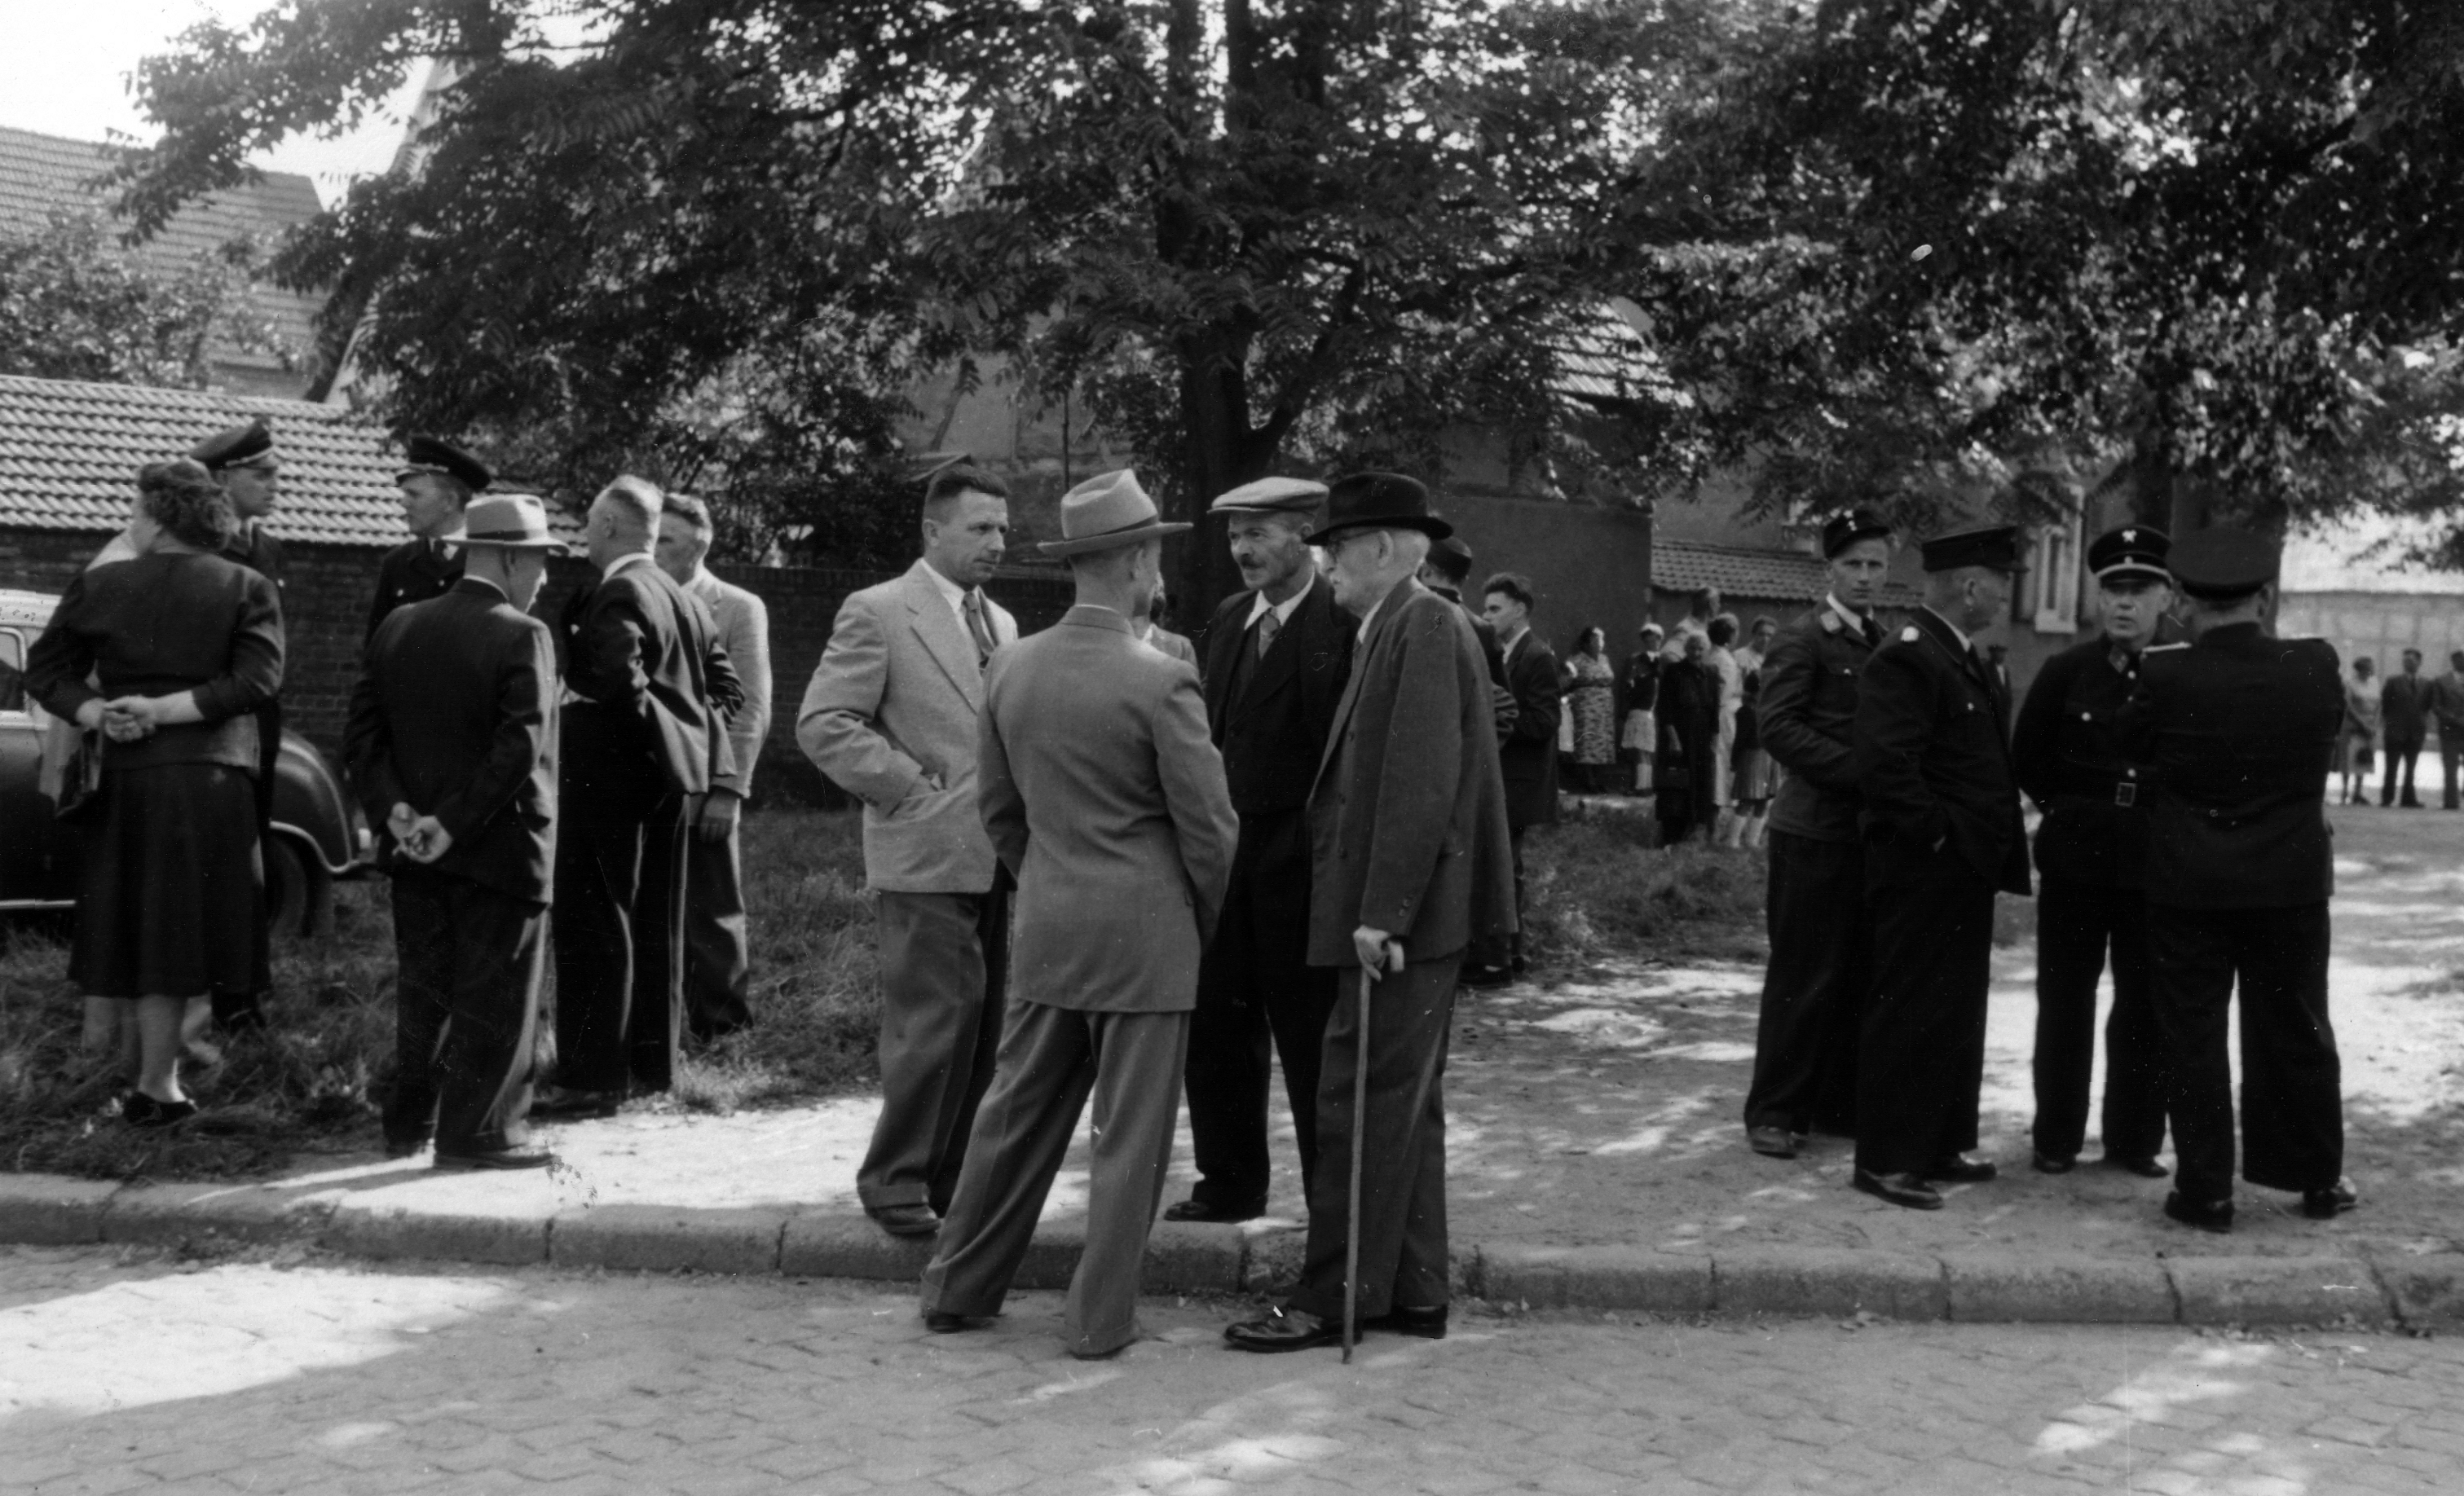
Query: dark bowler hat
[[2088, 523, 2170, 583], [190, 419, 276, 472], [1918, 523, 2027, 574], [1303, 471, 1453, 546], [395, 435, 493, 492], [1210, 476, 1327, 516], [1821, 508, 1893, 559], [2167, 529, 2279, 601]]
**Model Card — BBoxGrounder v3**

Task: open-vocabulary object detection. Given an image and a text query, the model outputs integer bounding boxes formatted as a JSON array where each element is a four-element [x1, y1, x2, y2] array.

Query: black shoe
[[923, 1311, 992, 1334], [1747, 1125, 1798, 1159], [1162, 1198, 1264, 1225], [2163, 1191, 2234, 1234], [2303, 1178, 2359, 1220], [2103, 1154, 2170, 1179], [870, 1203, 941, 1237], [2031, 1151, 2077, 1175], [1457, 962, 1513, 990], [384, 1136, 430, 1160], [1924, 1154, 1998, 1184], [1852, 1168, 1943, 1210], [121, 1093, 197, 1129], [434, 1146, 555, 1171], [1361, 1305, 1448, 1340], [529, 1085, 624, 1120], [1223, 1306, 1347, 1353]]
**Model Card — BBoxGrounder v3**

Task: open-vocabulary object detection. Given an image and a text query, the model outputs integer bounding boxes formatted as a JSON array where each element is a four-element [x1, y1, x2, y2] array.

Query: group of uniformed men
[[1743, 510, 2356, 1231]]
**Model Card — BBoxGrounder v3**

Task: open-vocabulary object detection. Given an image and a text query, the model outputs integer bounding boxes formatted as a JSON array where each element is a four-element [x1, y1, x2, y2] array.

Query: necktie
[[1864, 617, 1883, 649], [1258, 608, 1282, 661], [963, 591, 996, 668]]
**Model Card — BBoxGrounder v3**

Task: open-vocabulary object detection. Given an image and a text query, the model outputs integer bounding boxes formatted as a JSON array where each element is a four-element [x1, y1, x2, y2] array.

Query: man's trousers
[[2030, 877, 2166, 1164], [1286, 957, 1457, 1323], [553, 793, 688, 1095], [2382, 737, 2423, 806], [857, 872, 1011, 1215], [681, 795, 752, 1041], [2441, 738, 2462, 810], [1184, 807, 1338, 1213], [1855, 853, 1995, 1177], [919, 1001, 1187, 1357], [1743, 831, 1869, 1137], [386, 866, 544, 1157], [2149, 901, 2343, 1206]]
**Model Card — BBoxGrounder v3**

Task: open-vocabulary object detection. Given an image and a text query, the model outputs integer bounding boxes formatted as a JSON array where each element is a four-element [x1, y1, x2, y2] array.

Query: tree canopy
[[0, 209, 289, 389]]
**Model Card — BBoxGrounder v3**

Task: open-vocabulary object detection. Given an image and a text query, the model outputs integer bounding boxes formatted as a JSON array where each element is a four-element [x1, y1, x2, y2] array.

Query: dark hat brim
[[2093, 562, 2172, 584], [1303, 513, 1455, 547], [1038, 520, 1193, 557]]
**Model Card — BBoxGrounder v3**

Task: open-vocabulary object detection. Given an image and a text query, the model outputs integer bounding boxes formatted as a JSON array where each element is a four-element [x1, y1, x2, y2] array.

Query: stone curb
[[0, 1173, 2438, 1327]]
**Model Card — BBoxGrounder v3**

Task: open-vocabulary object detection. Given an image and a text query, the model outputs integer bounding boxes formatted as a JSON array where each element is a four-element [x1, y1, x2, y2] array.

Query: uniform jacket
[[977, 604, 1237, 1011], [345, 578, 560, 904], [1497, 627, 1562, 829], [2382, 671, 2431, 746], [2012, 634, 2165, 889], [1307, 578, 1518, 966], [367, 537, 464, 642], [1850, 606, 2030, 895], [796, 558, 1017, 893], [223, 522, 284, 588], [684, 569, 774, 797], [560, 556, 740, 807], [1759, 603, 1880, 843], [1197, 574, 1354, 818], [2119, 623, 2343, 909]]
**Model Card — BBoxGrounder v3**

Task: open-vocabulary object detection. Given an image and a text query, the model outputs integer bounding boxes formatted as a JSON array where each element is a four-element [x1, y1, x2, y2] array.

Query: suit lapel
[[903, 562, 983, 706], [1228, 596, 1308, 729], [1311, 575, 1415, 796]]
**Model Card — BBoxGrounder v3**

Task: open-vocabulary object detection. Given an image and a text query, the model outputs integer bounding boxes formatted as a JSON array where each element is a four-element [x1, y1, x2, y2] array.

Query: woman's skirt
[[72, 763, 263, 999], [2339, 731, 2376, 777]]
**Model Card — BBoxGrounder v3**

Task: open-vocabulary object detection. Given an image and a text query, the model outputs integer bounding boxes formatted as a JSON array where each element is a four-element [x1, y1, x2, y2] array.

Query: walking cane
[[1343, 939, 1398, 1366]]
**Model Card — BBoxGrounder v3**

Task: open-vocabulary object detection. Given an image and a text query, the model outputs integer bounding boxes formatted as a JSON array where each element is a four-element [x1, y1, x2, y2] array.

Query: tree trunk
[[1174, 332, 1272, 628]]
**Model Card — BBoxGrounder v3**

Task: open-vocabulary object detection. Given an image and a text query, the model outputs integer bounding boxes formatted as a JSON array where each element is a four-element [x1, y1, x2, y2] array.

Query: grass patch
[[1518, 800, 1770, 971]]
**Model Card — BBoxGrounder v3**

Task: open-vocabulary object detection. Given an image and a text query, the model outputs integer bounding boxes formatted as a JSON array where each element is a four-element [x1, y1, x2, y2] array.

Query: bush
[[1517, 802, 1767, 971]]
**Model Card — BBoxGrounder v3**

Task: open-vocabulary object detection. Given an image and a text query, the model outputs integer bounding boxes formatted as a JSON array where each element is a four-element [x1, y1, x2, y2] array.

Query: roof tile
[[1654, 536, 1922, 609]]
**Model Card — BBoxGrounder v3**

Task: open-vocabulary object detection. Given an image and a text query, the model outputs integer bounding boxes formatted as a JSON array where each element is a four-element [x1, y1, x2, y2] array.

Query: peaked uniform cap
[[1210, 477, 1328, 515], [191, 419, 276, 471], [1918, 523, 2027, 574], [1820, 508, 1893, 559], [441, 494, 566, 551], [2088, 523, 2171, 583], [2168, 529, 2279, 600], [1039, 469, 1192, 557], [1303, 471, 1452, 545], [395, 435, 493, 492]]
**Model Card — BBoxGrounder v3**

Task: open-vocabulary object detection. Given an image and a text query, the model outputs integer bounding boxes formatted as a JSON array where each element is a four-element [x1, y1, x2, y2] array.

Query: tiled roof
[[1653, 536, 1922, 609], [1546, 299, 1686, 409], [0, 125, 327, 376]]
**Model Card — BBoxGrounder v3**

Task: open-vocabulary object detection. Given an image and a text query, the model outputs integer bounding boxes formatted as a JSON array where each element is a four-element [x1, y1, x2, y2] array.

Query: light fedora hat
[[1038, 469, 1192, 557], [442, 493, 568, 551]]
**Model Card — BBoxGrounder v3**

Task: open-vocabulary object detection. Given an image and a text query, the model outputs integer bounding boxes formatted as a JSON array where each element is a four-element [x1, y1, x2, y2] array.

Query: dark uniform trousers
[[386, 865, 545, 1155], [1743, 830, 1867, 1136], [1856, 848, 1994, 1176], [857, 869, 1012, 1214], [1285, 957, 1456, 1322], [2031, 876, 2166, 1162], [2149, 901, 2342, 1205], [1184, 807, 1340, 1213], [682, 795, 752, 1038], [553, 790, 690, 1095]]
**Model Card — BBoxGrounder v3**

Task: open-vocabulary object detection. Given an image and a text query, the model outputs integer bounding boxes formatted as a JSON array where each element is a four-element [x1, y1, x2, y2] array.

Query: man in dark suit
[[1849, 524, 2031, 1211], [2381, 647, 2429, 807], [1422, 534, 1519, 988], [1225, 472, 1516, 1353], [2012, 525, 2176, 1178], [1741, 508, 1893, 1159], [368, 437, 491, 641], [1481, 571, 1559, 976], [537, 476, 742, 1116], [2122, 529, 2354, 1234], [345, 495, 566, 1170], [1165, 477, 1352, 1225]]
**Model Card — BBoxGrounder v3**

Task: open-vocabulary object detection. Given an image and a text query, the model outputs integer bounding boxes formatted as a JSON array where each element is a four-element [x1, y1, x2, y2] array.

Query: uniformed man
[[369, 437, 492, 640], [1741, 508, 1892, 1159], [2012, 524, 2176, 1178], [1848, 524, 2030, 1211], [2121, 529, 2355, 1234]]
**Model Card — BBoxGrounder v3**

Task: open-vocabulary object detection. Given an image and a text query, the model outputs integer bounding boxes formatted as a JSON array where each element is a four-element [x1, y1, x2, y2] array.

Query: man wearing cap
[[345, 494, 566, 1170], [799, 463, 1020, 1237], [1741, 508, 1893, 1159], [1164, 477, 1354, 1226], [368, 436, 492, 641], [2011, 525, 2179, 1178], [2120, 529, 2353, 1234], [1847, 523, 2031, 1211], [919, 469, 1236, 1358], [1225, 472, 1515, 1353]]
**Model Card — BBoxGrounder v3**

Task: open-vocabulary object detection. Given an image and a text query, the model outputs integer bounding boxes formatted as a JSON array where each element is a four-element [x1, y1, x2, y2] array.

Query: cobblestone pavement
[[5, 1245, 2461, 1495]]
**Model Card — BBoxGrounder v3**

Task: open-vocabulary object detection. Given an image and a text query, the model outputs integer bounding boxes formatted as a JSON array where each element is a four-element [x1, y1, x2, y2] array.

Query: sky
[[5, 0, 422, 205]]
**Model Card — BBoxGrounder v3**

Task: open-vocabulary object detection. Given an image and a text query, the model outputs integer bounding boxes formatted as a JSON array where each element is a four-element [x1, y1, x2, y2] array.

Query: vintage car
[[0, 587, 371, 934]]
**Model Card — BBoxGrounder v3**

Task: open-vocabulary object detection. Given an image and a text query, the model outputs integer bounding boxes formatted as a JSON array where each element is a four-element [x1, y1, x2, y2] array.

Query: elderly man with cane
[[1223, 471, 1515, 1355]]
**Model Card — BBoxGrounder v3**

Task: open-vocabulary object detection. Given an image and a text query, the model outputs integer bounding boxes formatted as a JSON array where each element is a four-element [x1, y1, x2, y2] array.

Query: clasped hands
[[77, 696, 170, 744], [387, 803, 455, 864]]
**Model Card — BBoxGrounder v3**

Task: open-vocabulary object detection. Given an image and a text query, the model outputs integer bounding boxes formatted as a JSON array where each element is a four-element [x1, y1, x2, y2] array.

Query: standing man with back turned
[[800, 464, 1018, 1238], [2124, 529, 2355, 1234], [370, 437, 490, 640], [1742, 508, 1893, 1159], [1166, 477, 1353, 1225], [1849, 525, 2031, 1212]]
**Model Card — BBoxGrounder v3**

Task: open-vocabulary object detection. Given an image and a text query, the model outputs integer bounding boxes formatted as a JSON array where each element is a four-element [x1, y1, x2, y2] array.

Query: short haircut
[[1483, 572, 1535, 609], [663, 492, 714, 533], [924, 463, 1009, 517], [596, 474, 663, 530], [2356, 656, 2374, 670], [136, 461, 236, 551], [1751, 614, 1777, 634], [1690, 587, 1718, 614], [2404, 647, 2422, 659], [1708, 615, 1739, 647]]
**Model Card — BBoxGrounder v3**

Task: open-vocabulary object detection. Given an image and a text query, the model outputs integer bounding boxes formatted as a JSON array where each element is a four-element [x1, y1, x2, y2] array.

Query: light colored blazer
[[685, 570, 774, 796], [978, 604, 1236, 1012], [797, 558, 1017, 893]]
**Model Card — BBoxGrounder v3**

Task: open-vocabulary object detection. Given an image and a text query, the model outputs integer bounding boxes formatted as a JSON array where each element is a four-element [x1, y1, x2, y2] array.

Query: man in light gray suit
[[798, 464, 1020, 1237], [655, 494, 773, 1042], [919, 469, 1238, 1359]]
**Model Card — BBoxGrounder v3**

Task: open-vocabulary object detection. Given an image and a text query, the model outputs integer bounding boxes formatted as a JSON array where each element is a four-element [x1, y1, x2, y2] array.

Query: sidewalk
[[5, 803, 2460, 1327]]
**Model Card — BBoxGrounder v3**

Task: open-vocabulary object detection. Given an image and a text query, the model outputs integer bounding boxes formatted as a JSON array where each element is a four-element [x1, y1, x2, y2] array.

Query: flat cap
[[395, 435, 492, 492], [2166, 529, 2278, 600], [1210, 477, 1328, 515], [1918, 523, 2027, 574], [2087, 523, 2170, 583], [190, 419, 275, 471], [1820, 508, 1893, 559]]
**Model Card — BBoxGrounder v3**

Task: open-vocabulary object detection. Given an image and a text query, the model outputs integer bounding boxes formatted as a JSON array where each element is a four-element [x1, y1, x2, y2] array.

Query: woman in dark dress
[[27, 463, 283, 1126], [1655, 631, 1722, 844], [1620, 623, 1663, 794]]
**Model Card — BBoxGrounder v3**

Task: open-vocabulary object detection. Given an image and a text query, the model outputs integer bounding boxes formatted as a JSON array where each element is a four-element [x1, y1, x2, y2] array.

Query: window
[[0, 629, 23, 713], [2017, 511, 2083, 634]]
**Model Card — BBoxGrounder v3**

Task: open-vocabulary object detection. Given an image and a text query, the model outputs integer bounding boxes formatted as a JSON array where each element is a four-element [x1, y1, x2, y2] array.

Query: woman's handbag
[[51, 725, 104, 822]]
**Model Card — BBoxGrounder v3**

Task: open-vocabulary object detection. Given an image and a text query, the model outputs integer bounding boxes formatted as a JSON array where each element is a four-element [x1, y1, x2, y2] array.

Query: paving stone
[[1712, 1245, 1947, 1319], [1942, 1251, 2178, 1323], [2166, 1255, 2391, 1325], [100, 1181, 338, 1247], [1475, 1243, 1715, 1313], [779, 1212, 940, 1281], [549, 1204, 787, 1274], [324, 1197, 550, 1266], [2360, 1247, 2464, 1328], [0, 1176, 119, 1246]]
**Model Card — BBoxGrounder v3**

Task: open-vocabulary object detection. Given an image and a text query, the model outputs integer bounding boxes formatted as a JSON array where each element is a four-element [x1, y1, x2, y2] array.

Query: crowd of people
[[2338, 646, 2464, 809]]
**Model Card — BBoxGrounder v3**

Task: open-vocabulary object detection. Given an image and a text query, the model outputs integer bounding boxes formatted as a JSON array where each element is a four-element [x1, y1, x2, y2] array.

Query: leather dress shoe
[[1747, 1125, 1798, 1160], [1457, 962, 1514, 990], [924, 1311, 992, 1334], [1163, 1198, 1264, 1225], [1223, 1305, 1347, 1353], [2104, 1154, 2170, 1179], [1362, 1305, 1448, 1340], [121, 1093, 196, 1129], [1924, 1155, 1997, 1184], [2163, 1191, 2234, 1234], [871, 1203, 941, 1237], [2303, 1178, 2359, 1220], [1852, 1168, 1943, 1211], [384, 1136, 430, 1161], [2031, 1151, 2077, 1175], [434, 1146, 555, 1171], [529, 1085, 624, 1120]]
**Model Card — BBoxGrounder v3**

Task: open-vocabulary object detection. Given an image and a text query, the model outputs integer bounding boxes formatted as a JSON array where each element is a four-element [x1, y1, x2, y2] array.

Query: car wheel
[[265, 836, 331, 940]]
